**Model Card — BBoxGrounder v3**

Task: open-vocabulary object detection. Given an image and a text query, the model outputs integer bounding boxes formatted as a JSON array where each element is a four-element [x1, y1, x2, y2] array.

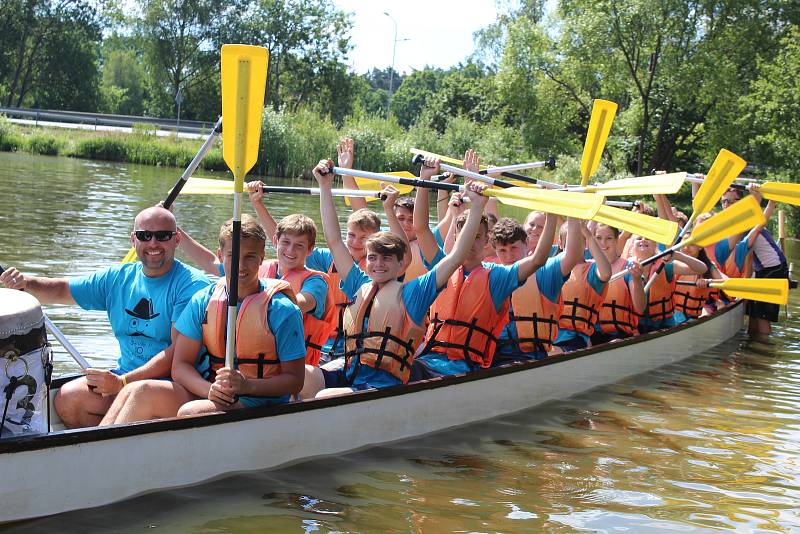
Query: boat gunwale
[[0, 300, 744, 454]]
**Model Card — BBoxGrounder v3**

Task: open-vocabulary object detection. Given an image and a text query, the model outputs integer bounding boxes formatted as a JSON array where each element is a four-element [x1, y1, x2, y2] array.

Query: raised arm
[[313, 160, 356, 280], [671, 251, 707, 275], [434, 182, 489, 287], [381, 184, 413, 273], [560, 217, 583, 277], [178, 227, 220, 275], [247, 181, 278, 240], [653, 193, 678, 223], [582, 222, 611, 282], [627, 260, 647, 314], [517, 212, 558, 281], [744, 185, 775, 248], [336, 138, 367, 212], [0, 268, 74, 305], [413, 157, 442, 263]]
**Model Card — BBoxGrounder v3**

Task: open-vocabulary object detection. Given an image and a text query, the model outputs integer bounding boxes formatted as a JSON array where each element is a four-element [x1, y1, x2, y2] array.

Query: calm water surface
[[2, 152, 800, 533]]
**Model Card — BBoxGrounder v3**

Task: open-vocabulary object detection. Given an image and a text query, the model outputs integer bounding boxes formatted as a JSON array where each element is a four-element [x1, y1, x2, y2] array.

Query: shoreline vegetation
[[0, 109, 574, 182]]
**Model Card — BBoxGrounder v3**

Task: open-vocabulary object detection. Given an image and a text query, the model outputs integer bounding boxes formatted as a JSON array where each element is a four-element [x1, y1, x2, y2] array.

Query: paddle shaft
[[0, 265, 90, 370], [164, 116, 223, 209], [331, 166, 462, 193], [687, 175, 746, 191], [411, 154, 516, 189], [262, 186, 380, 198]]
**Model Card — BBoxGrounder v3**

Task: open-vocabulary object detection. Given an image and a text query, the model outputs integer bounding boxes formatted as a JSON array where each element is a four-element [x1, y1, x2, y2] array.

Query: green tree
[[0, 0, 102, 109], [100, 49, 146, 115], [389, 68, 444, 128]]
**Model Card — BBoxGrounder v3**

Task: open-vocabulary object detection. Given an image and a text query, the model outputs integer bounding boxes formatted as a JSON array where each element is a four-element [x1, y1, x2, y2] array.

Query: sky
[[333, 0, 499, 74]]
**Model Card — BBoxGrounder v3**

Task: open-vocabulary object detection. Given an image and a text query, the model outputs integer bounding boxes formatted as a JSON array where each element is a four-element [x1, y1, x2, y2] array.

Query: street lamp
[[383, 11, 409, 118]]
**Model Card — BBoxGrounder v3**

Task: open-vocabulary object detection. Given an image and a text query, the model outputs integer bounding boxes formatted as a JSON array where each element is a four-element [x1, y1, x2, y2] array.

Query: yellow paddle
[[591, 204, 679, 245], [575, 172, 686, 197], [684, 149, 747, 235], [580, 99, 618, 186], [348, 171, 416, 204], [758, 182, 800, 206], [220, 44, 268, 368], [330, 165, 603, 220], [677, 278, 789, 305], [610, 195, 766, 281]]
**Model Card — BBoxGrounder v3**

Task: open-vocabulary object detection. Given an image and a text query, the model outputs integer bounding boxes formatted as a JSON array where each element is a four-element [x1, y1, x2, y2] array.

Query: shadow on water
[[3, 153, 800, 533]]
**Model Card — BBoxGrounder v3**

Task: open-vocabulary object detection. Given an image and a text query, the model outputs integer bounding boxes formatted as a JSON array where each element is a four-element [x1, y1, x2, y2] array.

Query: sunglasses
[[134, 230, 177, 242]]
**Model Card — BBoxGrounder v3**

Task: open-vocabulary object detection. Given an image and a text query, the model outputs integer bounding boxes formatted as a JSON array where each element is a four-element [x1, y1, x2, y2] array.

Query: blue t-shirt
[[499, 255, 566, 359], [417, 257, 523, 375], [69, 260, 211, 373], [306, 248, 334, 273], [339, 262, 442, 388], [714, 237, 751, 274], [175, 280, 306, 403], [555, 261, 606, 345]]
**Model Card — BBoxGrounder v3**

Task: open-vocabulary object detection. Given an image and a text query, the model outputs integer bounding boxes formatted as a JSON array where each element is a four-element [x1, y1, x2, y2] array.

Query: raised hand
[[247, 180, 265, 206], [312, 159, 334, 188], [464, 180, 488, 210], [463, 149, 480, 174], [380, 183, 400, 211], [337, 138, 355, 169], [419, 157, 441, 181]]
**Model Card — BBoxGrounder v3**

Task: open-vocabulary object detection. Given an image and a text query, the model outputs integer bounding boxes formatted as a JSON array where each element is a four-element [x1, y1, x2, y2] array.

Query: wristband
[[120, 374, 128, 387]]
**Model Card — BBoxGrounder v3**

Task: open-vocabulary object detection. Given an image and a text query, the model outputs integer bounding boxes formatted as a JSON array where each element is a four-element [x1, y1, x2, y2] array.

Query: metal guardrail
[[0, 107, 214, 134]]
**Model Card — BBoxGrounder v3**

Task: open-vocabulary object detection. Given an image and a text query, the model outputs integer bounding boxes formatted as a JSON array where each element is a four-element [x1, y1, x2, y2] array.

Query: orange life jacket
[[403, 240, 427, 281], [423, 265, 510, 368], [705, 242, 751, 279], [328, 256, 367, 342], [259, 260, 336, 366], [598, 258, 639, 336], [503, 274, 562, 354], [342, 280, 426, 383], [642, 260, 676, 322], [558, 262, 608, 337], [674, 273, 714, 318], [201, 279, 296, 379]]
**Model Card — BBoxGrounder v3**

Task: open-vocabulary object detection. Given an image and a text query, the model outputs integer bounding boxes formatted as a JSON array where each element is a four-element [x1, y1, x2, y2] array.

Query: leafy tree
[[389, 68, 444, 128], [0, 0, 102, 109], [100, 49, 146, 115]]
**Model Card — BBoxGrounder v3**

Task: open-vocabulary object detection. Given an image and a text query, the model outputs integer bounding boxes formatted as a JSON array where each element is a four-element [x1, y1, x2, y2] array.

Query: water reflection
[[3, 152, 800, 532]]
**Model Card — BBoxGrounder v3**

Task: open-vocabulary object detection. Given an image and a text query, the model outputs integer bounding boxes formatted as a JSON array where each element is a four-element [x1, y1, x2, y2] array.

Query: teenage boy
[[410, 150, 556, 376], [488, 216, 581, 364], [300, 160, 491, 398], [99, 215, 306, 425]]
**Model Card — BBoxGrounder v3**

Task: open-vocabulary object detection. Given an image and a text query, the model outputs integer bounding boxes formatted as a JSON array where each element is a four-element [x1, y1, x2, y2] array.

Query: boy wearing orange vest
[[177, 211, 334, 367], [489, 216, 582, 364], [99, 215, 306, 424], [554, 221, 613, 351], [411, 151, 556, 377], [299, 160, 491, 398]]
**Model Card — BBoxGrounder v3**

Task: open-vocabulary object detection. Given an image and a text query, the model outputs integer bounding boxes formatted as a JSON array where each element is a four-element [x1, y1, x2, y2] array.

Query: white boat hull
[[0, 302, 745, 523]]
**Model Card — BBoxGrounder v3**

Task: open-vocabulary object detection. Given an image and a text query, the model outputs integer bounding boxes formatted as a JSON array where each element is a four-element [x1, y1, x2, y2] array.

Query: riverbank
[[0, 108, 568, 182]]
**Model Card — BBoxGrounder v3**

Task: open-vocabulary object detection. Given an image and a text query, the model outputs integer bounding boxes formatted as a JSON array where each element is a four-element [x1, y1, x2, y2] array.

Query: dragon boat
[[0, 299, 745, 524]]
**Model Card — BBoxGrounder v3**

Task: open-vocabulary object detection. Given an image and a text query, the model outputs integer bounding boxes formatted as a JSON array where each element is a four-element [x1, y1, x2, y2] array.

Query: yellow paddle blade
[[485, 187, 603, 220], [686, 195, 765, 247], [710, 278, 788, 305], [761, 181, 800, 206], [221, 44, 268, 185], [692, 149, 746, 215], [409, 148, 488, 170], [182, 177, 236, 194], [122, 247, 137, 264], [592, 204, 678, 244], [580, 99, 618, 186], [582, 172, 686, 197], [353, 176, 414, 194]]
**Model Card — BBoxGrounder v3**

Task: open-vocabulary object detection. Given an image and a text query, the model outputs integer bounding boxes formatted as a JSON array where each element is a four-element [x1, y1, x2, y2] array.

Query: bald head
[[134, 207, 177, 231]]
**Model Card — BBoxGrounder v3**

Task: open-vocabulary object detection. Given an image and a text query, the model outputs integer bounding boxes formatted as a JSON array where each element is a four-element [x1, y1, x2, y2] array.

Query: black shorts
[[746, 263, 789, 322]]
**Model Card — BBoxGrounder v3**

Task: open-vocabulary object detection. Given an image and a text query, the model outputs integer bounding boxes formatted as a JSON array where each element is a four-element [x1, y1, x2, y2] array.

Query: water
[[2, 152, 800, 532]]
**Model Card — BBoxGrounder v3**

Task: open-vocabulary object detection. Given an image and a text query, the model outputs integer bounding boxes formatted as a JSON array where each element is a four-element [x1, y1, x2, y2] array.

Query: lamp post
[[383, 11, 408, 118]]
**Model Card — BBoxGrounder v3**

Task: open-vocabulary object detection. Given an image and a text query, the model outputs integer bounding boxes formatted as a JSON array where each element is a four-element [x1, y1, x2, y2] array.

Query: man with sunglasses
[[0, 207, 211, 428]]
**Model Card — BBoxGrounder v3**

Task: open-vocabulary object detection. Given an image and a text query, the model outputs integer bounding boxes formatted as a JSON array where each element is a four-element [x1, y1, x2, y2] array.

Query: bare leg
[[54, 376, 114, 428], [748, 316, 772, 336], [299, 365, 326, 400], [178, 399, 237, 417], [315, 387, 355, 399], [100, 380, 196, 426]]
